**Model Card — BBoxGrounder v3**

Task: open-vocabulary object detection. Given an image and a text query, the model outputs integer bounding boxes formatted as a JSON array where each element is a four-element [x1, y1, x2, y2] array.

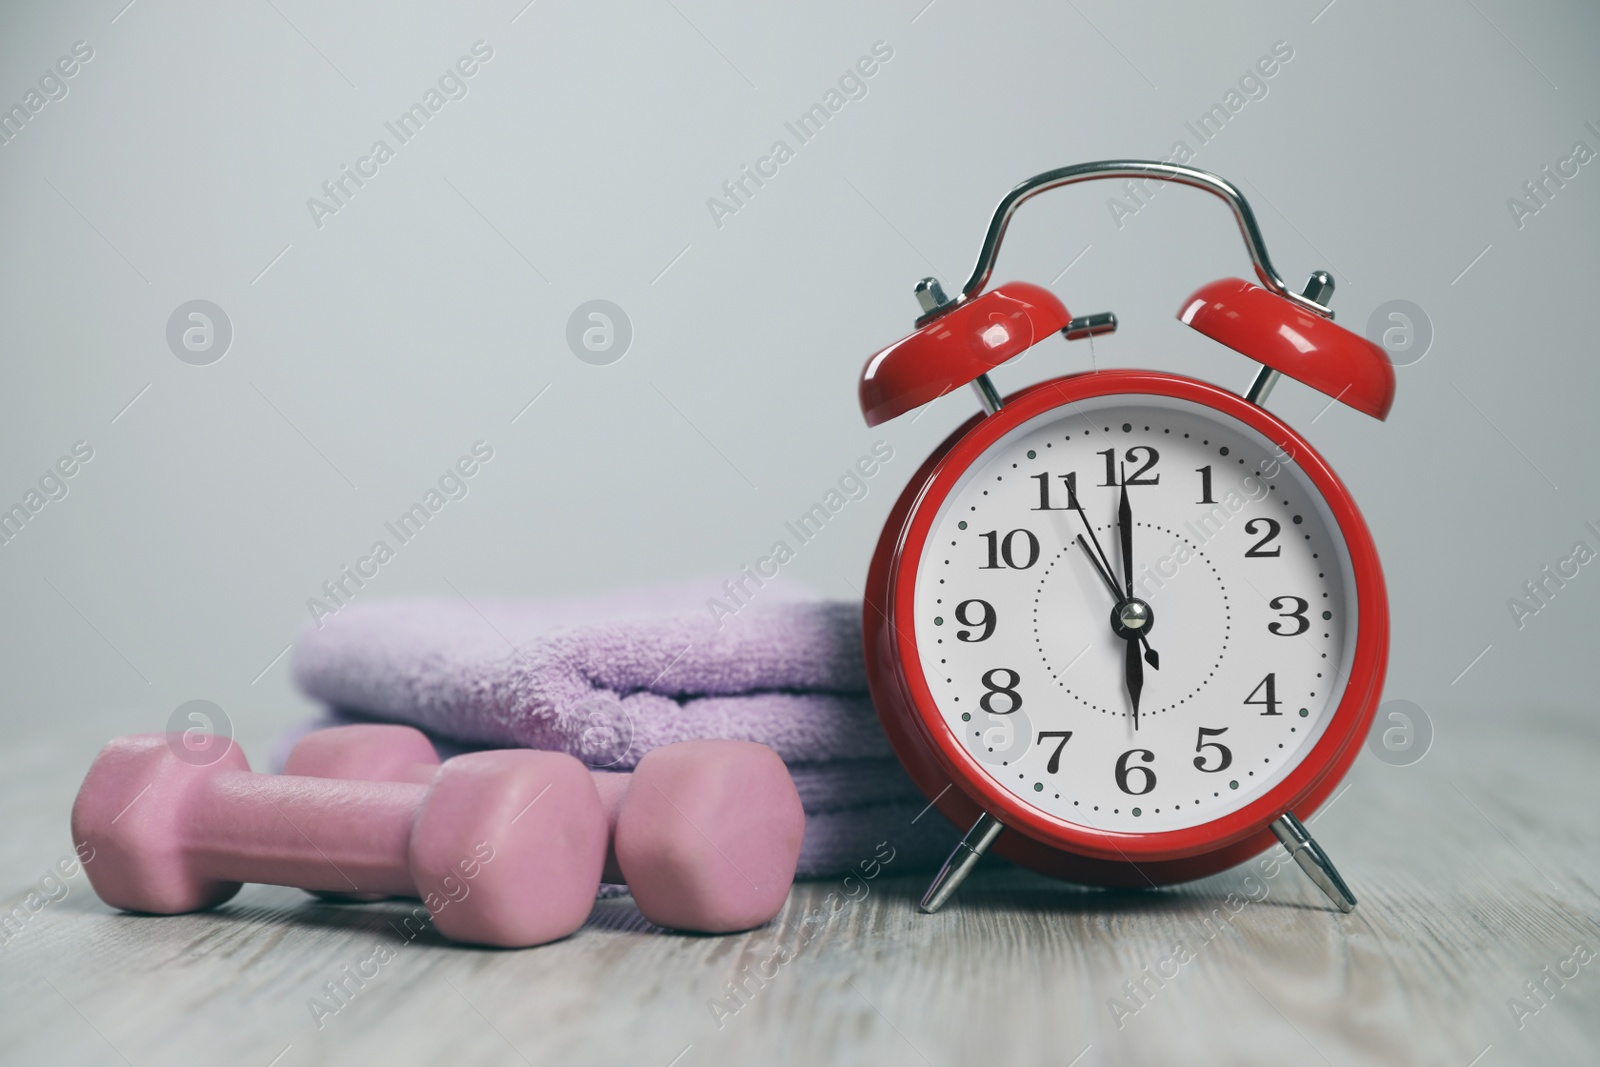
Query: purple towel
[[290, 594, 955, 876]]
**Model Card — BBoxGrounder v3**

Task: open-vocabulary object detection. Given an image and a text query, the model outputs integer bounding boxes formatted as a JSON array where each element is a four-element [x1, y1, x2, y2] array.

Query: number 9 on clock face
[[913, 391, 1359, 835]]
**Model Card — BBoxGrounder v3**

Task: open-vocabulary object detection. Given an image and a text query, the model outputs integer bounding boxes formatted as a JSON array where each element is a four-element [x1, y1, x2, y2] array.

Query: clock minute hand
[[1116, 477, 1160, 672], [1124, 629, 1143, 730], [1119, 478, 1135, 595]]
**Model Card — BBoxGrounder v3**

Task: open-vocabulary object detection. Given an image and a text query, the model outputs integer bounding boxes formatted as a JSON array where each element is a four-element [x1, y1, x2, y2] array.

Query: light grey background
[[1, 0, 1596, 969]]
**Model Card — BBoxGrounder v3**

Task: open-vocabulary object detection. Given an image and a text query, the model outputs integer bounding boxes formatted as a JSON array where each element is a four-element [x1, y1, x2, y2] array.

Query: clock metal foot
[[919, 812, 1004, 914], [1270, 813, 1356, 913]]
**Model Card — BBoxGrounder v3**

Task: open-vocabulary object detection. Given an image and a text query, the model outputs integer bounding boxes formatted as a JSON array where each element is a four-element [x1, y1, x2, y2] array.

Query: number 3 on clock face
[[905, 385, 1369, 844]]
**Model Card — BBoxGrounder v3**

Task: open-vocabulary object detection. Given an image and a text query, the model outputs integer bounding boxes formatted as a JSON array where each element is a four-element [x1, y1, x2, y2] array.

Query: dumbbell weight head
[[285, 724, 438, 785], [71, 733, 253, 913], [617, 739, 804, 933], [408, 748, 606, 946], [71, 734, 608, 948]]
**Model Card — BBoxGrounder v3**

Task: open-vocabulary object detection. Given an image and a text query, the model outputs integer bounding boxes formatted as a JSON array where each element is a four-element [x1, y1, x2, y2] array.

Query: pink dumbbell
[[285, 725, 805, 934], [71, 734, 607, 948]]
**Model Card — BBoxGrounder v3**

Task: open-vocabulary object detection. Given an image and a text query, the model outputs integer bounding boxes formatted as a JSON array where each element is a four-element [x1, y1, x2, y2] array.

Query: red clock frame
[[864, 370, 1389, 886]]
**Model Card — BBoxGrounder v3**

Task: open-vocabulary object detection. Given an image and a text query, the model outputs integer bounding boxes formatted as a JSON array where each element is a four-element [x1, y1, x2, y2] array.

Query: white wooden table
[[3, 704, 1596, 1066]]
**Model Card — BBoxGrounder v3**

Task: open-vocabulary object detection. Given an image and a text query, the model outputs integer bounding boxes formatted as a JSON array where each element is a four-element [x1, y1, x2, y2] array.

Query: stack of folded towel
[[288, 591, 954, 878]]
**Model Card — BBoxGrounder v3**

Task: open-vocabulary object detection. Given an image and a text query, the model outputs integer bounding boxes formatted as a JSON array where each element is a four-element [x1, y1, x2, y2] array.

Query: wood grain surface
[[2, 705, 1596, 1066]]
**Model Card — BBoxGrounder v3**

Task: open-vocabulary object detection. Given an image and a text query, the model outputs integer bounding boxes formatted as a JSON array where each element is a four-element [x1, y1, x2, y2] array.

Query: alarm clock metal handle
[[946, 160, 1334, 321]]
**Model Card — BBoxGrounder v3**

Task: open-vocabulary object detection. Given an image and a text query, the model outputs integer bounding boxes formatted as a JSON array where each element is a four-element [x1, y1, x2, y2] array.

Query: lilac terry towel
[[290, 595, 955, 876]]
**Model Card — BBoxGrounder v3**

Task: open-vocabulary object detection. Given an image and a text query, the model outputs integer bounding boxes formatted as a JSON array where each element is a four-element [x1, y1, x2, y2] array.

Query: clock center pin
[[1111, 598, 1154, 637]]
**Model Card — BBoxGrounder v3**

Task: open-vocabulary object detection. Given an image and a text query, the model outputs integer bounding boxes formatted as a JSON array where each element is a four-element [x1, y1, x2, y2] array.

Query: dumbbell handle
[[190, 771, 426, 896], [308, 753, 632, 885]]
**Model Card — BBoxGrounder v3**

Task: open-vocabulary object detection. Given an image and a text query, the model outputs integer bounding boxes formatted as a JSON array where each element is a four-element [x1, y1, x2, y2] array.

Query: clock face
[[911, 392, 1360, 835]]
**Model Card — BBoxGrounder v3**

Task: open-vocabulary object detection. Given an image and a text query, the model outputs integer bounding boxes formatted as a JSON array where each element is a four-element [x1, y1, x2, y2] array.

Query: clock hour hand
[[1076, 534, 1122, 601], [1068, 500, 1123, 599]]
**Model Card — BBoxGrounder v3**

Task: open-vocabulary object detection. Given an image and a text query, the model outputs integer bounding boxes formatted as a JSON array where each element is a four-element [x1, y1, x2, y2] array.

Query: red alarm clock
[[859, 162, 1394, 914]]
